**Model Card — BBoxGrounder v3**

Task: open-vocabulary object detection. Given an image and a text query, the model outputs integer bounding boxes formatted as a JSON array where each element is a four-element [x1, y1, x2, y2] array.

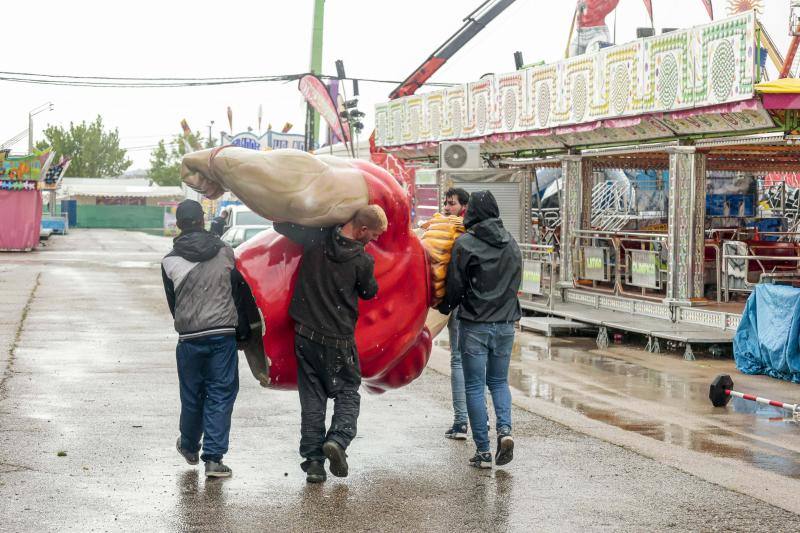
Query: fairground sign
[[583, 247, 608, 282], [521, 260, 542, 295], [629, 250, 659, 289]]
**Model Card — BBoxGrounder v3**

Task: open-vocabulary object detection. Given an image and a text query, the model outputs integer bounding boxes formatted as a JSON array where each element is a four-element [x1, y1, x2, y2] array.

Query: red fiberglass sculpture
[[181, 147, 435, 393]]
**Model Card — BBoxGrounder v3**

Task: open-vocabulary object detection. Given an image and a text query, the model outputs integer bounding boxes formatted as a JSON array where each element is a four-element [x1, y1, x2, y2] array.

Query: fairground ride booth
[[374, 10, 800, 359], [0, 151, 54, 252]]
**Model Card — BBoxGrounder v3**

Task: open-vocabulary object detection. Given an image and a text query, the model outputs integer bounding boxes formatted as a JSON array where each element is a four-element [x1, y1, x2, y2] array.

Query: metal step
[[519, 316, 594, 337]]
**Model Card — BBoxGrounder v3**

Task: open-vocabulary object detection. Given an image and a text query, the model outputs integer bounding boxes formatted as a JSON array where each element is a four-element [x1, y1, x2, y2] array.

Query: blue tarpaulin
[[734, 284, 800, 383]]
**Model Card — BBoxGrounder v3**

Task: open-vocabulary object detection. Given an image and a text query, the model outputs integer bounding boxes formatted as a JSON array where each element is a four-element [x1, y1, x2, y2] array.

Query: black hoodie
[[171, 228, 225, 262], [437, 190, 522, 323], [274, 222, 378, 342]]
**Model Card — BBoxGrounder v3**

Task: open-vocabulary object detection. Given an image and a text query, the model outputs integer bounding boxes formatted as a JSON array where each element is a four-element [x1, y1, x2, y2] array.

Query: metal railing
[[721, 247, 800, 301], [590, 180, 633, 232], [571, 230, 668, 301], [531, 207, 561, 246], [518, 243, 558, 310], [705, 242, 722, 303]]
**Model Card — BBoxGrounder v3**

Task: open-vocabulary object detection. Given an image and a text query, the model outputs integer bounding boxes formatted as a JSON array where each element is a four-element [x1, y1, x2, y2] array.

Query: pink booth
[[0, 153, 51, 252], [0, 189, 43, 251]]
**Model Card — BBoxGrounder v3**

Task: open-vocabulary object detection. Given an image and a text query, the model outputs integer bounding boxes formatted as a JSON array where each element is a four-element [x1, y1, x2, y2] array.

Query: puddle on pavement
[[508, 335, 800, 479]]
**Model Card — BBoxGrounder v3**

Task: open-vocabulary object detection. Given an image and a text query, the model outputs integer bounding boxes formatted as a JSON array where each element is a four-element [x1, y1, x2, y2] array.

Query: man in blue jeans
[[441, 187, 470, 440], [161, 200, 249, 478], [438, 190, 522, 468]]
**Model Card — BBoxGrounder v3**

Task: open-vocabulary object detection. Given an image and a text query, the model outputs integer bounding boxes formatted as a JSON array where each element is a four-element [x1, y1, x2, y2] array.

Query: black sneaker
[[468, 451, 492, 469], [176, 437, 199, 465], [322, 441, 349, 478], [445, 423, 468, 440], [304, 460, 326, 483], [495, 434, 514, 466], [204, 460, 232, 478]]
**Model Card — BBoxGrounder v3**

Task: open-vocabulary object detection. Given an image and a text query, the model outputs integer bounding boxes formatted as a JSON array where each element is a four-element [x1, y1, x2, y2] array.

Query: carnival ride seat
[[745, 240, 800, 273]]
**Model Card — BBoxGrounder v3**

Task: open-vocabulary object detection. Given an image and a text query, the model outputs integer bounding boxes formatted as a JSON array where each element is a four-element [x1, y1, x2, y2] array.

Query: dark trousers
[[295, 333, 361, 464], [176, 335, 239, 463]]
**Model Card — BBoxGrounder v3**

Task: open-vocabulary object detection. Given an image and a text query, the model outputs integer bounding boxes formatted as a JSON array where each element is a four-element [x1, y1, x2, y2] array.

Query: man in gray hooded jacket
[[161, 199, 248, 478]]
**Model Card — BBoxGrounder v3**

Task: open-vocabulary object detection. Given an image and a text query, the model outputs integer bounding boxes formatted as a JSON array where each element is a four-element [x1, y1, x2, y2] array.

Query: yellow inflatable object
[[755, 79, 800, 94], [420, 213, 465, 306]]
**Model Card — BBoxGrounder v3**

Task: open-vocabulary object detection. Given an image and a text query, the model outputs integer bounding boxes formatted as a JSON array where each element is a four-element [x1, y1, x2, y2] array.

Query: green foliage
[[148, 131, 209, 187], [35, 115, 132, 177]]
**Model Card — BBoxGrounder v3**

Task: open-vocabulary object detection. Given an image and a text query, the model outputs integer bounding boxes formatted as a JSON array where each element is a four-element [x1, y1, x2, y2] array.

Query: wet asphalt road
[[2, 229, 800, 532]]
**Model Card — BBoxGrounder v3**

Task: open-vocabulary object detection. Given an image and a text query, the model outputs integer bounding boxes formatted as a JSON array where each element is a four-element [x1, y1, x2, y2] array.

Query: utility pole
[[28, 102, 54, 154], [305, 0, 325, 152], [207, 120, 215, 148]]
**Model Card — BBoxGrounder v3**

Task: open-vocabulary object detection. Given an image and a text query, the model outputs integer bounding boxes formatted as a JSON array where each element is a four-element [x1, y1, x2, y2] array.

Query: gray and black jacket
[[161, 228, 248, 341]]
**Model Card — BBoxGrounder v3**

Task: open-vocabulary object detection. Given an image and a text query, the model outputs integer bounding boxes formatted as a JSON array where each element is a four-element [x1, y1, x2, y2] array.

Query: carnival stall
[[0, 151, 53, 251], [374, 8, 800, 359]]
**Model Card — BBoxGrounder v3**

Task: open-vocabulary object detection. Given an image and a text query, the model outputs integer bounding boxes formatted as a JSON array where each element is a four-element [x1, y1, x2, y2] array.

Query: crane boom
[[388, 0, 516, 100]]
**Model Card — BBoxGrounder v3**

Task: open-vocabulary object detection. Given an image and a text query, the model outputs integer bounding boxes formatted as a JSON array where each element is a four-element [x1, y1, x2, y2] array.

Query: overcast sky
[[0, 0, 790, 170]]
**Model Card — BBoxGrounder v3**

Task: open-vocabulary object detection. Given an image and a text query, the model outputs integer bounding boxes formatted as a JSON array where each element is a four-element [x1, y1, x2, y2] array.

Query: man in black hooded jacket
[[274, 205, 386, 484], [161, 199, 249, 478], [438, 190, 522, 469]]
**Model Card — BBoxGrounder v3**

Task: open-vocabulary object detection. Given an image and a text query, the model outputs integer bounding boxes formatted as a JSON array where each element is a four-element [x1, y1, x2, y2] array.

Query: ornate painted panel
[[375, 11, 759, 149]]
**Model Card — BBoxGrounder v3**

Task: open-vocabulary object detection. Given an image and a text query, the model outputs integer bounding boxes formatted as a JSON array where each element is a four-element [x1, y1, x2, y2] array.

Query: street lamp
[[207, 120, 215, 148], [28, 102, 54, 154]]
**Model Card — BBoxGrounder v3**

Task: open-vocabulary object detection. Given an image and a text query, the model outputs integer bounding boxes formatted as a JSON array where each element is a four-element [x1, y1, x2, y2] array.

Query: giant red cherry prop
[[181, 148, 434, 393]]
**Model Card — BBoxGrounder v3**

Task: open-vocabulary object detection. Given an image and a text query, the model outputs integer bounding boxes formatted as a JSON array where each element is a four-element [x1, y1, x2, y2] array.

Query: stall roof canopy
[[552, 137, 800, 173], [60, 177, 183, 198], [375, 11, 778, 158]]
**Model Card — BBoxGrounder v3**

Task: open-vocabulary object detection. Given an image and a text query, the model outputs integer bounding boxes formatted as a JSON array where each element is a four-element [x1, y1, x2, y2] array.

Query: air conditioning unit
[[439, 142, 482, 171]]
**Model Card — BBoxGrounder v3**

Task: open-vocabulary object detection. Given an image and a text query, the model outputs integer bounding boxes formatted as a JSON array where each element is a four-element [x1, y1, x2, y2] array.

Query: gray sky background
[[0, 0, 790, 171]]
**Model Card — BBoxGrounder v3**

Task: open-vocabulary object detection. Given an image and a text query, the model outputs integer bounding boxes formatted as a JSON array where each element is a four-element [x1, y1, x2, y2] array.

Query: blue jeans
[[461, 321, 515, 452], [176, 335, 239, 463], [448, 315, 468, 426]]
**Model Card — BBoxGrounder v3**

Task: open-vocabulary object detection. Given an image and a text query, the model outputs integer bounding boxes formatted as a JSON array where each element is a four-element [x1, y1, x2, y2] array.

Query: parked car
[[221, 224, 272, 248], [220, 205, 271, 233]]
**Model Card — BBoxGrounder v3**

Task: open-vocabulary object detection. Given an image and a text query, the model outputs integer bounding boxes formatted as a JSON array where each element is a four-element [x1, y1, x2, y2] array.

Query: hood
[[172, 229, 226, 262], [463, 190, 500, 229], [325, 226, 365, 263], [469, 218, 511, 248], [463, 191, 510, 248]]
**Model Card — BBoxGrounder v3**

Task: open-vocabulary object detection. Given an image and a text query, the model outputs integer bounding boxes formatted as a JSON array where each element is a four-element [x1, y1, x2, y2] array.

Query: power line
[[123, 142, 179, 151], [0, 70, 455, 88]]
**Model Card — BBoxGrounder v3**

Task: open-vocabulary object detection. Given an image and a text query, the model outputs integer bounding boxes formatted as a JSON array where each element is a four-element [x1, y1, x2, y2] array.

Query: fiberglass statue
[[181, 147, 452, 394]]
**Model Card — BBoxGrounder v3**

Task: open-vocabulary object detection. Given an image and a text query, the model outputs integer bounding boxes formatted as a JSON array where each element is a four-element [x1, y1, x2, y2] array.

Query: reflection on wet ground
[[509, 333, 800, 479]]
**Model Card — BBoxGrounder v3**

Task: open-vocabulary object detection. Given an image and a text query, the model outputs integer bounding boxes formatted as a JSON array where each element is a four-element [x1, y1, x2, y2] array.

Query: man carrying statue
[[274, 206, 387, 483]]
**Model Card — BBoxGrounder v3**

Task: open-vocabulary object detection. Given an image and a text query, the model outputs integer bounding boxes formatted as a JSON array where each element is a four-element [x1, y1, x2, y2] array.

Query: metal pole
[[532, 169, 545, 242], [308, 0, 325, 150], [28, 113, 33, 154]]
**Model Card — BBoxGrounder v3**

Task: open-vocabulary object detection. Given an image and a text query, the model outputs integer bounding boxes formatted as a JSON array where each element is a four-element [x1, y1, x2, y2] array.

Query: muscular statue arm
[[181, 148, 370, 227]]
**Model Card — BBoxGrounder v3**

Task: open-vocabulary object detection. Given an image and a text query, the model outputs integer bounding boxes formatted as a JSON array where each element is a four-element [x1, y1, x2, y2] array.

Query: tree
[[35, 115, 132, 177], [148, 131, 208, 187]]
